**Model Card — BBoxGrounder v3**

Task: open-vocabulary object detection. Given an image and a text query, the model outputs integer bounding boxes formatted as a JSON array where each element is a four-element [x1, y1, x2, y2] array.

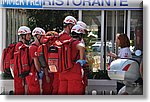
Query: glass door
[[103, 10, 127, 74], [82, 10, 127, 75]]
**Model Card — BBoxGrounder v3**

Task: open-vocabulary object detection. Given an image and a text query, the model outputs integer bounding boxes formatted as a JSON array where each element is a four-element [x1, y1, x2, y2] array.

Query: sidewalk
[[0, 79, 117, 95]]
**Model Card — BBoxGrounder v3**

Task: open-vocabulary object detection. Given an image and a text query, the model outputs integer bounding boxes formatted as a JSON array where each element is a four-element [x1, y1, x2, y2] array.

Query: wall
[[0, 9, 6, 68]]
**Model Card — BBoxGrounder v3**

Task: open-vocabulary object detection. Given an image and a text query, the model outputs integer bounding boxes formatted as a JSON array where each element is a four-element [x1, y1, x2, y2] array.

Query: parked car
[[91, 41, 112, 53]]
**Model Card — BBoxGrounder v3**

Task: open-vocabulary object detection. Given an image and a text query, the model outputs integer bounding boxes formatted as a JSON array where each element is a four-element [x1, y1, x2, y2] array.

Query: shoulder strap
[[31, 43, 39, 47], [11, 44, 16, 59]]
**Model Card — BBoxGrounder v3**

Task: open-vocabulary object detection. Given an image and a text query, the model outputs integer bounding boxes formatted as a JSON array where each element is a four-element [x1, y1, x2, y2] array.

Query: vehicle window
[[91, 45, 111, 53], [92, 46, 100, 52]]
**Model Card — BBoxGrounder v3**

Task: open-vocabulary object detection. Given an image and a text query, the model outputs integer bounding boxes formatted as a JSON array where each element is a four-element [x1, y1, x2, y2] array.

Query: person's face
[[40, 35, 47, 44], [74, 35, 81, 41], [115, 37, 119, 46], [36, 34, 41, 40], [26, 33, 31, 41], [68, 24, 74, 31], [115, 34, 120, 47], [117, 39, 121, 47]]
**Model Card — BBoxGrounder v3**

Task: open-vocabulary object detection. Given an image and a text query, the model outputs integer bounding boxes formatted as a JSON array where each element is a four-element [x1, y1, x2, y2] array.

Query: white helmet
[[77, 21, 87, 30], [18, 26, 31, 35], [32, 27, 46, 36], [71, 25, 85, 34], [63, 16, 77, 26]]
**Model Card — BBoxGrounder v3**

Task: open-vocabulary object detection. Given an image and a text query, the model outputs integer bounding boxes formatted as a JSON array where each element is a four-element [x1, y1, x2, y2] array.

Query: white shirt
[[118, 47, 132, 58]]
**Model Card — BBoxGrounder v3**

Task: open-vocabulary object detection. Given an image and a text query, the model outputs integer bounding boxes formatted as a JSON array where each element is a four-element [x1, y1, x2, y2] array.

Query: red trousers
[[58, 63, 84, 95], [26, 72, 40, 95], [14, 77, 25, 95], [14, 72, 40, 95], [42, 73, 53, 95], [14, 61, 25, 95], [52, 72, 60, 95]]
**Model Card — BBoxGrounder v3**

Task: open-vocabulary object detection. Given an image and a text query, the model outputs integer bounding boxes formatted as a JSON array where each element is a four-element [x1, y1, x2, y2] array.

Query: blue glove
[[76, 60, 86, 67], [38, 70, 44, 79]]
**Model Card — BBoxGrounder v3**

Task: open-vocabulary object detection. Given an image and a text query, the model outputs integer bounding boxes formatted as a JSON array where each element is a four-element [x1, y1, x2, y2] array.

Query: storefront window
[[83, 10, 127, 73], [116, 11, 125, 34], [82, 11, 101, 72], [83, 10, 101, 38], [130, 10, 143, 51], [6, 9, 28, 46], [106, 11, 125, 39]]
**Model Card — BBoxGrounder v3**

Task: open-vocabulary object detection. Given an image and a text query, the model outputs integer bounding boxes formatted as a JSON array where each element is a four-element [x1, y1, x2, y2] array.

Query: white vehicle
[[108, 50, 142, 82], [108, 50, 143, 95], [108, 58, 140, 81]]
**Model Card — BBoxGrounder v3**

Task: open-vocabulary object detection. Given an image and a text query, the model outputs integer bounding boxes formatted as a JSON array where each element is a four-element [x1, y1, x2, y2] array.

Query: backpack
[[37, 34, 59, 68], [38, 36, 78, 73], [1, 43, 16, 75], [16, 44, 31, 78], [37, 44, 48, 68]]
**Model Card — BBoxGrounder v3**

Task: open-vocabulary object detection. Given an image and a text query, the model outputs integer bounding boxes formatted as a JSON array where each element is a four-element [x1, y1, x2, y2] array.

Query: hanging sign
[[0, 0, 143, 10], [0, 0, 42, 8]]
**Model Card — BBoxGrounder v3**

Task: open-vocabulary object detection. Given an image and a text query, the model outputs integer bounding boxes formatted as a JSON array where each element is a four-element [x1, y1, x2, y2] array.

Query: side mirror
[[135, 50, 142, 56]]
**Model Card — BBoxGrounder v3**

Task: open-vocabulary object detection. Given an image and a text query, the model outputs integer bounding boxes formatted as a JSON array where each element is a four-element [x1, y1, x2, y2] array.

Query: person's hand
[[38, 70, 44, 79], [76, 60, 86, 67], [45, 75, 50, 83], [81, 68, 84, 78]]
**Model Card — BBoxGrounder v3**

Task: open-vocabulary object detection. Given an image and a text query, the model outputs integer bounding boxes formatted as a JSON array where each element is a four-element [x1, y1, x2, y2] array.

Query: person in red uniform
[[42, 31, 59, 94], [58, 25, 86, 95], [30, 28, 54, 95], [13, 26, 31, 95], [50, 16, 77, 95], [25, 27, 47, 95], [40, 36, 54, 95], [77, 21, 89, 91]]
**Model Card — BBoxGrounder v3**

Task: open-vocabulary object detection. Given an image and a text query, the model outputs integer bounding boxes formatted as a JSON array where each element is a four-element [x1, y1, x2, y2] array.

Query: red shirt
[[29, 43, 39, 72], [14, 41, 23, 76], [59, 31, 72, 42], [15, 41, 23, 52], [59, 31, 80, 61], [71, 40, 80, 61], [29, 43, 39, 59]]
